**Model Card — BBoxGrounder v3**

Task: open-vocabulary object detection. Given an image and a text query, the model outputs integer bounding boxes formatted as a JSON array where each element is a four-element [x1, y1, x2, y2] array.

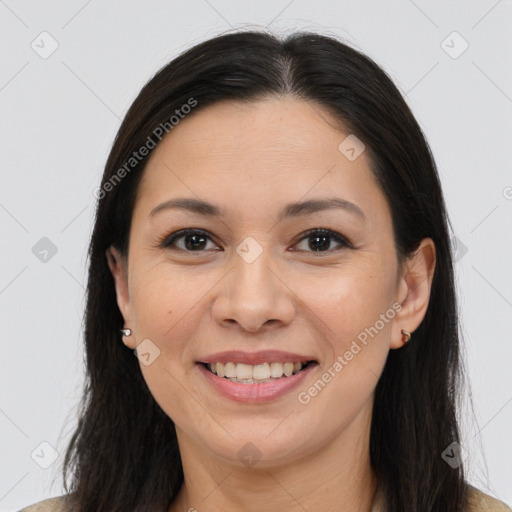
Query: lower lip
[[197, 363, 317, 403]]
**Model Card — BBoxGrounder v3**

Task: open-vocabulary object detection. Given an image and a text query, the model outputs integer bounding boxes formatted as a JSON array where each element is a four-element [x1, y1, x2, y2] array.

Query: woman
[[21, 30, 511, 512]]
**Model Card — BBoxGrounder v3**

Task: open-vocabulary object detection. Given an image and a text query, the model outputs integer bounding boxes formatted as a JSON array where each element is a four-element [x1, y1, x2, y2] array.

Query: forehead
[[133, 97, 388, 224], [145, 97, 349, 165]]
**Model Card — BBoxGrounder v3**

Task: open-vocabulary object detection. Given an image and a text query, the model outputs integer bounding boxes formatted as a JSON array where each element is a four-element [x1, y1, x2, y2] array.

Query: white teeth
[[216, 362, 226, 378], [283, 362, 294, 377], [270, 362, 284, 378], [206, 361, 308, 381], [236, 363, 253, 379], [252, 363, 270, 380], [224, 362, 237, 378]]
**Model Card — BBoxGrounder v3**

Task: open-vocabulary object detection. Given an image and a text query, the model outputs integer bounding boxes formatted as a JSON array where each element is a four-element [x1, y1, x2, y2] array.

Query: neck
[[170, 403, 378, 512]]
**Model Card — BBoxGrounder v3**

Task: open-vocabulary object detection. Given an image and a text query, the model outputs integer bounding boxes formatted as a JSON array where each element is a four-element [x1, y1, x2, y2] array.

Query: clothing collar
[[370, 482, 386, 512]]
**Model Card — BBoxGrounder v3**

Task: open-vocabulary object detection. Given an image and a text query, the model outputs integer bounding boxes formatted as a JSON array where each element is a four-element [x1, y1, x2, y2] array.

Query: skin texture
[[106, 97, 436, 512]]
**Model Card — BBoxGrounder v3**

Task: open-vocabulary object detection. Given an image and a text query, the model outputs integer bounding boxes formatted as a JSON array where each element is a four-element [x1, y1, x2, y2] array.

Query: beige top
[[19, 485, 512, 512]]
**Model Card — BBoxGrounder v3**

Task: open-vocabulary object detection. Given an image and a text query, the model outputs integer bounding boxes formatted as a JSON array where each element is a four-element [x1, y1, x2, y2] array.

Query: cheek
[[128, 271, 202, 366], [129, 271, 205, 425], [294, 271, 394, 429], [295, 261, 396, 347]]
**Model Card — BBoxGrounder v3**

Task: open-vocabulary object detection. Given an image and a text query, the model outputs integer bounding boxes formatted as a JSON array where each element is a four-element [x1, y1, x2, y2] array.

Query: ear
[[390, 237, 436, 349], [106, 246, 136, 348]]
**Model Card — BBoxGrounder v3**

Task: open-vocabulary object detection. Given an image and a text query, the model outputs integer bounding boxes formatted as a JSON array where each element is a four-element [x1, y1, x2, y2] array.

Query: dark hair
[[62, 29, 467, 511]]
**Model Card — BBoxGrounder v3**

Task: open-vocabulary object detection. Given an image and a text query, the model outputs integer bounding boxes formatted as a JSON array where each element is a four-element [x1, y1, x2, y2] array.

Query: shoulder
[[465, 486, 512, 512], [18, 495, 69, 512], [18, 487, 511, 512]]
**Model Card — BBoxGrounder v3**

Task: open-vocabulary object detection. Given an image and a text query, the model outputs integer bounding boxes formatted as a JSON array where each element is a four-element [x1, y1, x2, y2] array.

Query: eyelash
[[158, 228, 353, 256]]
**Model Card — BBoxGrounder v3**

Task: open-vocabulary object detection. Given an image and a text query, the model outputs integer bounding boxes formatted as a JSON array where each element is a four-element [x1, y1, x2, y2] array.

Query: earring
[[120, 328, 132, 337], [401, 329, 411, 343]]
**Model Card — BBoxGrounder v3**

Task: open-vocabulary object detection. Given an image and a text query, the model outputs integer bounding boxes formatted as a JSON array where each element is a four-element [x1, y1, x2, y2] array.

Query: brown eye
[[293, 229, 352, 254], [161, 229, 218, 252], [159, 227, 352, 255]]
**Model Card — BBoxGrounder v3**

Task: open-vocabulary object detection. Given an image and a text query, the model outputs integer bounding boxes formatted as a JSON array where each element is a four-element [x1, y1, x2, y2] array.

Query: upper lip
[[198, 350, 317, 366]]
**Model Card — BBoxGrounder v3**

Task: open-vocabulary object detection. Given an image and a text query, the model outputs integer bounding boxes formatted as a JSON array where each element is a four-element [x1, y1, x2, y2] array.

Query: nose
[[211, 249, 296, 333]]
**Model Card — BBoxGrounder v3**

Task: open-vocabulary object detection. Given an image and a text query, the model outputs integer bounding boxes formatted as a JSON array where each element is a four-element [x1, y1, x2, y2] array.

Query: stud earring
[[401, 329, 411, 343], [120, 328, 132, 337]]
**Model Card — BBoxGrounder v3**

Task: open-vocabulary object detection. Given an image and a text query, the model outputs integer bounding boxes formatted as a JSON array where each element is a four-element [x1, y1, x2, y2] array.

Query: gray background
[[1, 1, 511, 510]]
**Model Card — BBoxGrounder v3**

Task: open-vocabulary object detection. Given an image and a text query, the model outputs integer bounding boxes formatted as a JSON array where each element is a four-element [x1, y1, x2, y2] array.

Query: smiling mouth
[[201, 361, 317, 384]]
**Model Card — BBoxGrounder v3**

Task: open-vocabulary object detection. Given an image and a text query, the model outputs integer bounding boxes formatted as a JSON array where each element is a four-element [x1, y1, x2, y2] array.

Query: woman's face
[[107, 97, 435, 469]]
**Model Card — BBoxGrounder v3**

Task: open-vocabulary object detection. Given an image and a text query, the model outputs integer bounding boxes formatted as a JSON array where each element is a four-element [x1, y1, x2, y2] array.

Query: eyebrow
[[149, 197, 367, 222]]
